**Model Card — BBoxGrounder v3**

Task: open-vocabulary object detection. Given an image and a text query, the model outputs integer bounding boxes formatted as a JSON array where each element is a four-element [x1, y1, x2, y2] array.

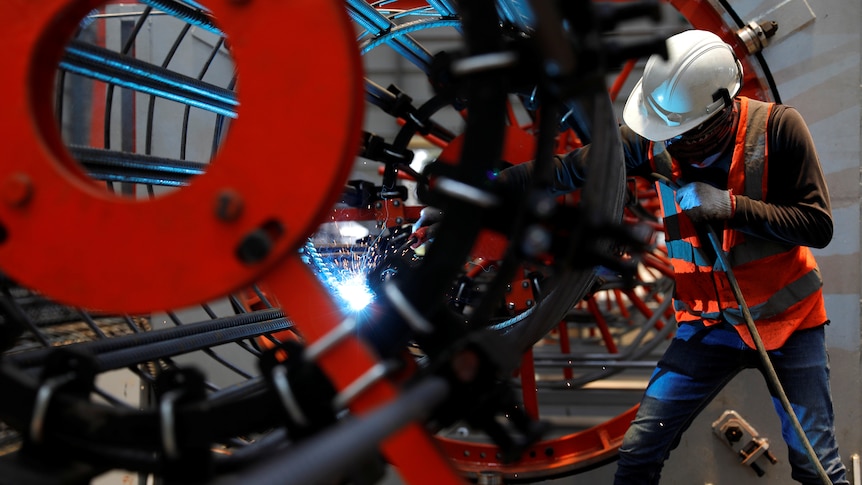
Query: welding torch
[[652, 173, 832, 485]]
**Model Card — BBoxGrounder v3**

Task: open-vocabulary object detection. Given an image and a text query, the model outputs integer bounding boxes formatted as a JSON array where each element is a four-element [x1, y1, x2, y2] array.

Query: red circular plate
[[0, 0, 363, 313]]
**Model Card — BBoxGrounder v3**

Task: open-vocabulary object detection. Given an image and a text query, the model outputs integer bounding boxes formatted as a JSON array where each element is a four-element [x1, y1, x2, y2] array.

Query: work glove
[[407, 206, 443, 251], [407, 224, 438, 249], [675, 182, 734, 222]]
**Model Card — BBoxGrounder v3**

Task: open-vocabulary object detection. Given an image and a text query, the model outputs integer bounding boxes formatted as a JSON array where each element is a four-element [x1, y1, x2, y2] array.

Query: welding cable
[[652, 173, 832, 485]]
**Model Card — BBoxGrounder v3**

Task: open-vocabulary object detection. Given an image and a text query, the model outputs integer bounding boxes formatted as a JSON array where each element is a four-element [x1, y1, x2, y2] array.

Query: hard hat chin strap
[[712, 87, 732, 110]]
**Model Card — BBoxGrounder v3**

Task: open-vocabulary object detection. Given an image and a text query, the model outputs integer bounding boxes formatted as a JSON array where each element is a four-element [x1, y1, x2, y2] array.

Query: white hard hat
[[623, 30, 743, 141]]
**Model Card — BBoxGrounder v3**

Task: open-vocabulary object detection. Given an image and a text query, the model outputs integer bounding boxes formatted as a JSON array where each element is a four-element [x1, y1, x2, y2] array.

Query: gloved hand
[[675, 182, 734, 222], [407, 224, 438, 249], [407, 206, 444, 250], [411, 206, 444, 232]]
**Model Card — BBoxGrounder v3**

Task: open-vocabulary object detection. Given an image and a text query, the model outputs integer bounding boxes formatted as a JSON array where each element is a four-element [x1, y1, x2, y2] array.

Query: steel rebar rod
[[140, 0, 222, 37], [61, 41, 237, 118], [71, 145, 207, 186], [9, 309, 288, 368], [346, 0, 433, 71]]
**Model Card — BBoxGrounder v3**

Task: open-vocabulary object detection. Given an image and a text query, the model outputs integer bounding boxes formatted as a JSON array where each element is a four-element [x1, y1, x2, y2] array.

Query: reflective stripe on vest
[[648, 97, 824, 336]]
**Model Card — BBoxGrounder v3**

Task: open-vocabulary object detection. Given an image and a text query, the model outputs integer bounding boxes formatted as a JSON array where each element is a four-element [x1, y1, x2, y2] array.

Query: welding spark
[[303, 221, 409, 315], [334, 274, 375, 312], [302, 240, 381, 313]]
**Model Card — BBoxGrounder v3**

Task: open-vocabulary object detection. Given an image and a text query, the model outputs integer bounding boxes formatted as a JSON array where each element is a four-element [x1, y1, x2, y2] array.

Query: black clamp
[[155, 367, 211, 481], [360, 131, 414, 167], [379, 85, 437, 136], [28, 348, 97, 447], [425, 331, 549, 463], [0, 284, 28, 353], [358, 131, 416, 197], [510, 200, 650, 287], [260, 340, 338, 441]]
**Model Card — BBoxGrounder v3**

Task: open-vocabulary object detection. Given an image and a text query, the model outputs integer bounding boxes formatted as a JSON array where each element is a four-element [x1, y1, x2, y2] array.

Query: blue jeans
[[614, 321, 848, 484]]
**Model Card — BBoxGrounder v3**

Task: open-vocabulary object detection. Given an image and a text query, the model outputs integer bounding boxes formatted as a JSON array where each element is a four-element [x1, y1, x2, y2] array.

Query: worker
[[499, 29, 848, 484]]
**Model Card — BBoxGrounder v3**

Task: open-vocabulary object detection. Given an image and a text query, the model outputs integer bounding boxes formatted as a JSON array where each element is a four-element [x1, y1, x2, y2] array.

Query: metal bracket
[[154, 367, 207, 463], [712, 410, 778, 477], [29, 374, 75, 445]]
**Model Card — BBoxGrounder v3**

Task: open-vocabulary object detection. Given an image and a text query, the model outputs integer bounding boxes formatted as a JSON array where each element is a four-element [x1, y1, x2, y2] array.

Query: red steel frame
[[0, 0, 464, 483], [0, 0, 775, 481], [0, 0, 364, 314], [424, 0, 772, 478]]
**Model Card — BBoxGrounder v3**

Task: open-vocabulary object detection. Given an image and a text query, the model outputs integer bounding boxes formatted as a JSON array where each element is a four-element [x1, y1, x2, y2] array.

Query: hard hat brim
[[623, 78, 721, 142]]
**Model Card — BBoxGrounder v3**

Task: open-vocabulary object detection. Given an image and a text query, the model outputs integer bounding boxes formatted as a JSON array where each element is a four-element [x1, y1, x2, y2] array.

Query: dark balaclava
[[664, 103, 737, 168]]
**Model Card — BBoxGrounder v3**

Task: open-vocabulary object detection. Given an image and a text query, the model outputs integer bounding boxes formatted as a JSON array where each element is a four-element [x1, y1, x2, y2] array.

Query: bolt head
[[236, 229, 272, 264], [215, 189, 244, 222], [2, 173, 33, 208]]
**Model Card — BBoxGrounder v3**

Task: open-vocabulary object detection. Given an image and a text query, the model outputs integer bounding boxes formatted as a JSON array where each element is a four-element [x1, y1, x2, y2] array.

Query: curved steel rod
[[62, 41, 237, 118]]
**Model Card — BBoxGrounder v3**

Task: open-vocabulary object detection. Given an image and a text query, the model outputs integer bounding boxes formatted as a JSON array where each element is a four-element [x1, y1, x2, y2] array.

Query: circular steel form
[[0, 0, 363, 313], [437, 405, 638, 480], [0, 0, 781, 482], [356, 0, 776, 480], [0, 3, 464, 482], [334, 1, 630, 479]]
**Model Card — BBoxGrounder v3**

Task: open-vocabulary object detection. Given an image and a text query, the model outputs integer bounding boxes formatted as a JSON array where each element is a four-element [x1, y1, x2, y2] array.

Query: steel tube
[[72, 146, 207, 186], [61, 41, 237, 118], [214, 376, 449, 485], [11, 309, 288, 368]]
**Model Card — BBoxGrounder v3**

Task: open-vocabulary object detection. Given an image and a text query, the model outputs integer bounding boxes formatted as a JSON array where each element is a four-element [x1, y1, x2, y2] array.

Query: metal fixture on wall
[[712, 410, 778, 477]]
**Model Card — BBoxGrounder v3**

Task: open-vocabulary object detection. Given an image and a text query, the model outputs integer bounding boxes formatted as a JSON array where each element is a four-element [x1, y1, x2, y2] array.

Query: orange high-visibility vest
[[649, 97, 827, 350]]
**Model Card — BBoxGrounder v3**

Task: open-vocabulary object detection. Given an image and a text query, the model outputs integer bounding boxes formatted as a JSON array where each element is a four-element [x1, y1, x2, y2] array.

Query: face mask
[[664, 106, 735, 167]]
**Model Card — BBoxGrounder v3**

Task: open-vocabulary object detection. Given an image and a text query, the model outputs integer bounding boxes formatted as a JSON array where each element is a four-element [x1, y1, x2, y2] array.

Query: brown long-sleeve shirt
[[500, 102, 833, 249]]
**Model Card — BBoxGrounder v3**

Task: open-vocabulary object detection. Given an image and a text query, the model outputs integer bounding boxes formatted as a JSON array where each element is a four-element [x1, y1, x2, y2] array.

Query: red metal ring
[[0, 0, 364, 313], [430, 0, 773, 479]]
